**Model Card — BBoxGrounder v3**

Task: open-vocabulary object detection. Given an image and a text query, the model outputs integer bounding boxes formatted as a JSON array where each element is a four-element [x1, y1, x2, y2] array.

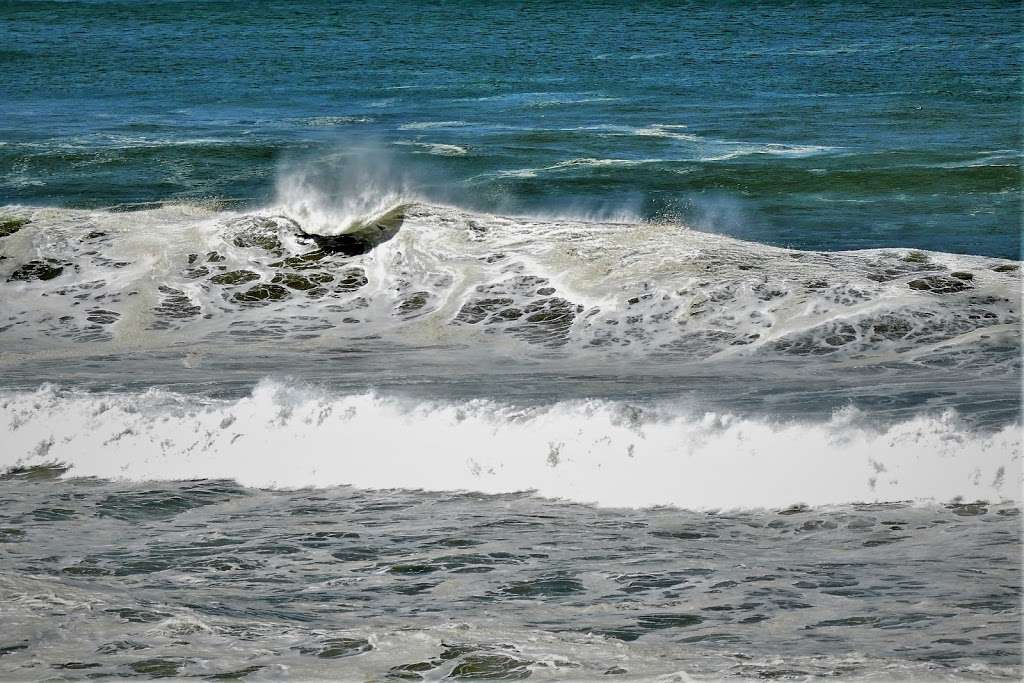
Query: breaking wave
[[0, 199, 1019, 371], [2, 381, 1019, 508]]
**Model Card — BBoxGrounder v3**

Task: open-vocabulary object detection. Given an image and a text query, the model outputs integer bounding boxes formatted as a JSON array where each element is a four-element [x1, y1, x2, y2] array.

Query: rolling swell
[[2, 135, 1018, 256], [491, 156, 1019, 196], [0, 139, 285, 207]]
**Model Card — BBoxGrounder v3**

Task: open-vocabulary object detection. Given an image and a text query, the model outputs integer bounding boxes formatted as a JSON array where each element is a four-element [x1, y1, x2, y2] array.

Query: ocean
[[0, 1, 1021, 680]]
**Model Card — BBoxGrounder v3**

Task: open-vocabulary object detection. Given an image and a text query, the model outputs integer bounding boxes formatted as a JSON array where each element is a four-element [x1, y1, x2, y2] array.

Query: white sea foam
[[301, 116, 373, 127], [398, 121, 471, 130], [0, 201, 1019, 366], [394, 141, 468, 156], [574, 124, 839, 159], [546, 158, 659, 170], [700, 143, 838, 161], [466, 92, 611, 106], [630, 125, 705, 142], [494, 168, 538, 178], [1, 382, 1019, 509], [489, 158, 660, 179]]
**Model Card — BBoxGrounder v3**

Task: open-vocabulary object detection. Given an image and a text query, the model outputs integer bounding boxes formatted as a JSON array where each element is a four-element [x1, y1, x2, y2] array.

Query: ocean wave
[[459, 92, 612, 107], [494, 168, 538, 178], [699, 143, 839, 161], [300, 116, 374, 127], [271, 148, 420, 236], [4, 135, 241, 151], [545, 158, 660, 170], [629, 125, 705, 142], [639, 130, 838, 159], [0, 201, 1019, 368], [398, 120, 472, 130], [528, 96, 621, 107], [491, 158, 661, 177], [526, 148, 830, 169], [1, 382, 1019, 508], [486, 125, 840, 163], [932, 151, 1020, 169], [394, 141, 468, 156]]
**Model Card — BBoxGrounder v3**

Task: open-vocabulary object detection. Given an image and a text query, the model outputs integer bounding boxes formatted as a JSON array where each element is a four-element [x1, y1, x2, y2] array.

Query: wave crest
[[2, 382, 1019, 508], [272, 147, 419, 236], [0, 201, 1019, 372]]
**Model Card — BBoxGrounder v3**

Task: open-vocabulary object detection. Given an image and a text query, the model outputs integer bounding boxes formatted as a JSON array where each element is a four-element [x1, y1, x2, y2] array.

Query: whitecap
[[394, 141, 468, 156], [398, 120, 471, 130], [1, 382, 1018, 509], [301, 116, 373, 127], [545, 158, 659, 170]]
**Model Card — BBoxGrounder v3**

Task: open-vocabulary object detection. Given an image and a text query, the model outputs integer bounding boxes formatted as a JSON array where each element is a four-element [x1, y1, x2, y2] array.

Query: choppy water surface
[[0, 471, 1020, 681], [1, 1, 1020, 257], [1, 1, 1021, 680]]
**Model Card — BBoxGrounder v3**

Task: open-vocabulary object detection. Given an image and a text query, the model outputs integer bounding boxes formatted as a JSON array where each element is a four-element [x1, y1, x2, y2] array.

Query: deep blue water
[[1, 0, 1020, 257]]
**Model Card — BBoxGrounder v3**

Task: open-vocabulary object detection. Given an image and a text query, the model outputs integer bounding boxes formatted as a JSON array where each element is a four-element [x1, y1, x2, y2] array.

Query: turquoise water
[[1, 0, 1020, 256]]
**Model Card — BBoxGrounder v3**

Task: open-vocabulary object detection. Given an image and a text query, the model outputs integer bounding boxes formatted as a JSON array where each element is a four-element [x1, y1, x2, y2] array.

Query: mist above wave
[[273, 147, 421, 237]]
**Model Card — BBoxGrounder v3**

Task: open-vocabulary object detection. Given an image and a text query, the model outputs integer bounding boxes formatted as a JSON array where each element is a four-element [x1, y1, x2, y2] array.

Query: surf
[[0, 200, 1018, 370], [2, 380, 1019, 509]]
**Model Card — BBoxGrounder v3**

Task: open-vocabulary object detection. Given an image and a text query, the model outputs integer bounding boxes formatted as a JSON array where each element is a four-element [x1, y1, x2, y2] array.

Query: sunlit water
[[0, 1, 1021, 680]]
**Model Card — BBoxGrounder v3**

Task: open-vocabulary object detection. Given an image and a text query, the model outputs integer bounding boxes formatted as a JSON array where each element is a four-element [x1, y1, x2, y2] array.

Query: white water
[[272, 147, 420, 236], [2, 381, 1019, 508], [1, 201, 1018, 367]]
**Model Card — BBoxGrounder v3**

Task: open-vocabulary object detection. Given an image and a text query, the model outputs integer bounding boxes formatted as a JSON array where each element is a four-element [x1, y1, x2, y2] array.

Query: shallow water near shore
[[0, 472, 1020, 681]]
